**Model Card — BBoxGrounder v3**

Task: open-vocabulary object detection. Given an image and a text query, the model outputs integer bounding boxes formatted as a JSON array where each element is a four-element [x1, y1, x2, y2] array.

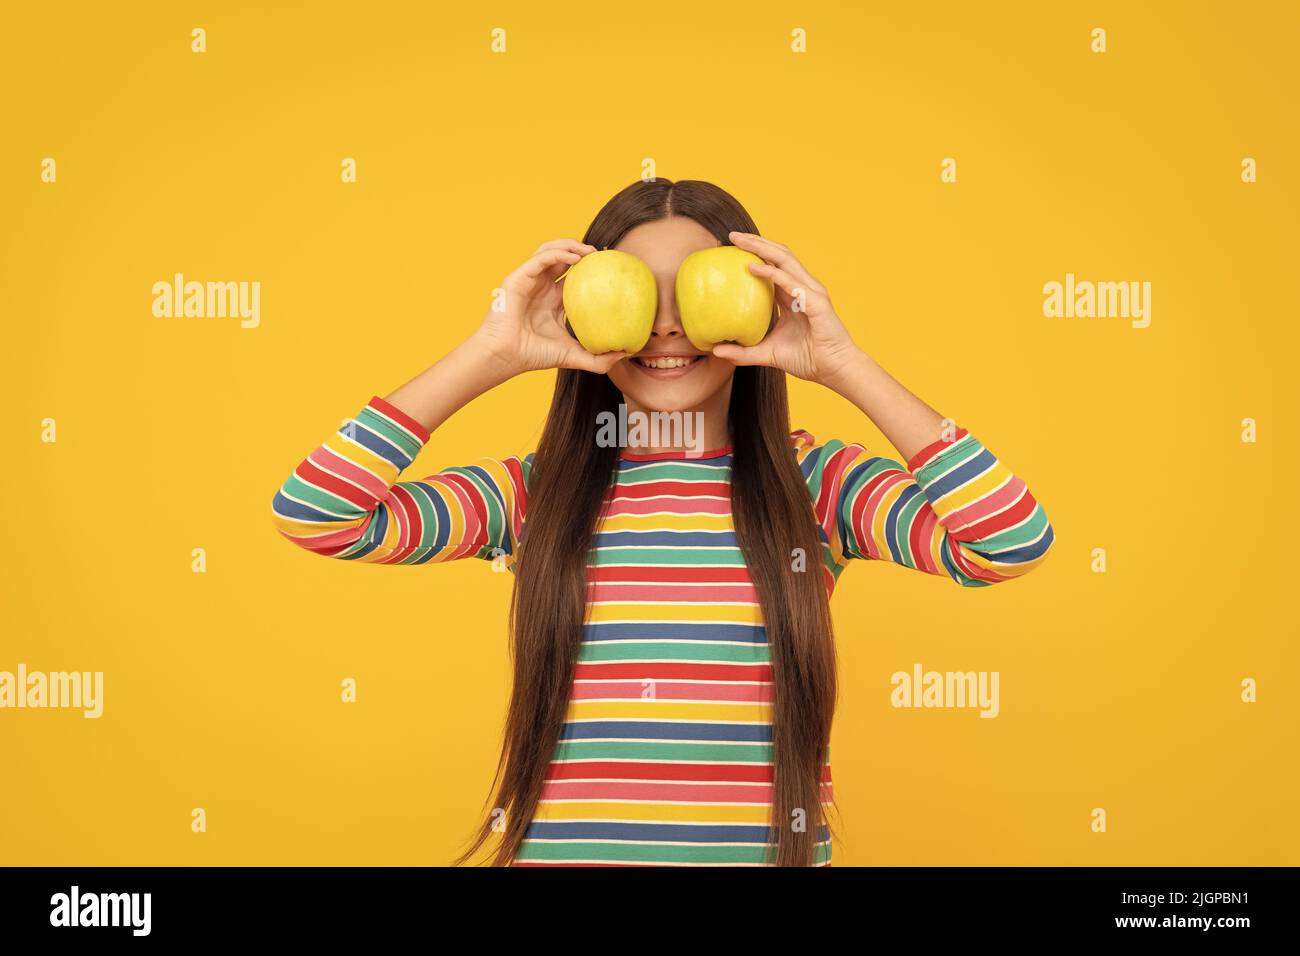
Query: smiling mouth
[[631, 355, 706, 370]]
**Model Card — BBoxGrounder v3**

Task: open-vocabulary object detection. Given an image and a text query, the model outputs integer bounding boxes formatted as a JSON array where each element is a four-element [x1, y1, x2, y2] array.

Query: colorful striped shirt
[[271, 396, 1054, 865]]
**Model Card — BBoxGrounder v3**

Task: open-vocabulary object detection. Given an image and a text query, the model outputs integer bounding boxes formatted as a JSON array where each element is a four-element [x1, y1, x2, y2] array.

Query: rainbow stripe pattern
[[272, 396, 1053, 865]]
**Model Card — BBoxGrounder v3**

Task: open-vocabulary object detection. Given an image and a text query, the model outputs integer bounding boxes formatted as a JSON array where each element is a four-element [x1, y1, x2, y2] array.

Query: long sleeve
[[271, 395, 531, 566], [796, 427, 1053, 586]]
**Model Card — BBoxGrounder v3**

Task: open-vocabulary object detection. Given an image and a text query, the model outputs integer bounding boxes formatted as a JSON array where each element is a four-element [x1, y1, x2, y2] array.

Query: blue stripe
[[583, 622, 767, 643], [836, 457, 890, 559], [272, 491, 342, 523], [921, 446, 994, 499], [348, 422, 412, 470], [409, 482, 451, 555], [798, 443, 827, 482], [985, 523, 1054, 563], [462, 464, 508, 517], [882, 483, 922, 565]]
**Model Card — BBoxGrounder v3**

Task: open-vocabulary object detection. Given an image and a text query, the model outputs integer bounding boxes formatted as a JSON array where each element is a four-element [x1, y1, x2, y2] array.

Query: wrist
[[818, 344, 873, 395], [463, 329, 526, 386]]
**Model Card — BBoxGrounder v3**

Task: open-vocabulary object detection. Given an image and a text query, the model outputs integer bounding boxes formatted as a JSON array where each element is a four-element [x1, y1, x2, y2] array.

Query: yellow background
[[2, 1, 1296, 865]]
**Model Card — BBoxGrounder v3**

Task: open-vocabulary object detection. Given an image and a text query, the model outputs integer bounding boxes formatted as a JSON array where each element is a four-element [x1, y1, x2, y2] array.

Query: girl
[[271, 179, 1054, 867]]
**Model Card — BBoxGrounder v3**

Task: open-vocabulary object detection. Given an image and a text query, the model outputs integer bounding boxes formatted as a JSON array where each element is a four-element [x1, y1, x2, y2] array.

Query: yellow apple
[[561, 250, 657, 354], [675, 246, 774, 351]]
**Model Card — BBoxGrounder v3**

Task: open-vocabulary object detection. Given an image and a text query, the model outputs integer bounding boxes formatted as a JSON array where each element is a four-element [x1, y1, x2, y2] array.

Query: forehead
[[615, 216, 719, 274]]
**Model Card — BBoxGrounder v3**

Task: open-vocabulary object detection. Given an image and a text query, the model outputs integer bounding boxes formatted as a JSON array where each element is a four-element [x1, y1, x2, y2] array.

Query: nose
[[649, 273, 685, 341]]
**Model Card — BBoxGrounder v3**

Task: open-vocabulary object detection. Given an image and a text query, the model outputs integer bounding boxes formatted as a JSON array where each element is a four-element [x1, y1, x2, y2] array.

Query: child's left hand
[[711, 231, 864, 389]]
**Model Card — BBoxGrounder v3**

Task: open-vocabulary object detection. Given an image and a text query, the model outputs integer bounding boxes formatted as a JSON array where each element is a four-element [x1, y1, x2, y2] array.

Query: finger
[[534, 238, 598, 256], [522, 248, 582, 279], [728, 230, 796, 262], [747, 261, 827, 314], [561, 349, 627, 373], [737, 233, 821, 292], [505, 249, 581, 293], [728, 231, 825, 294], [710, 342, 777, 368]]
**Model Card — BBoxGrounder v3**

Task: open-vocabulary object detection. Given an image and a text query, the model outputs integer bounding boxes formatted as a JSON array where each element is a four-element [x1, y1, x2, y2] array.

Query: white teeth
[[639, 356, 696, 369]]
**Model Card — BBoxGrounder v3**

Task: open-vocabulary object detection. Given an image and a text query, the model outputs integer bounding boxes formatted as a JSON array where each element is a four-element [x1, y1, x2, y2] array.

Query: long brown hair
[[456, 179, 838, 866]]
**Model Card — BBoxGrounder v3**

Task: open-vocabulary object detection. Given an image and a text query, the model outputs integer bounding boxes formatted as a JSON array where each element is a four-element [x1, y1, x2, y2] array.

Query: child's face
[[604, 216, 738, 414]]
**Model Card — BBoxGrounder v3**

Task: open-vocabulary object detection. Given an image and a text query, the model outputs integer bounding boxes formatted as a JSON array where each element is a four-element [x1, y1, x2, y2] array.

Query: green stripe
[[579, 641, 769, 663], [401, 482, 444, 558], [281, 474, 364, 518], [551, 739, 773, 762], [970, 508, 1050, 551], [616, 462, 730, 484], [889, 491, 928, 568], [914, 435, 981, 484], [356, 406, 423, 458], [443, 467, 507, 553], [516, 840, 832, 865], [801, 438, 849, 503]]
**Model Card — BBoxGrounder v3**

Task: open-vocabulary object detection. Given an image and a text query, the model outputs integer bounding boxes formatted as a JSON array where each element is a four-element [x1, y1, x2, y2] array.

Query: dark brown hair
[[456, 179, 838, 866]]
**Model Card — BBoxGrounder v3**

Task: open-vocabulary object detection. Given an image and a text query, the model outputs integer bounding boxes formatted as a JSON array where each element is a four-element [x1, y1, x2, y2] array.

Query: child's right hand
[[474, 239, 627, 376]]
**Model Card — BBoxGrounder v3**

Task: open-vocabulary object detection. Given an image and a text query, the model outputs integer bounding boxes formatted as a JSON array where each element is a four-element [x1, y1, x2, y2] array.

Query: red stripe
[[573, 661, 773, 681], [611, 480, 731, 499], [909, 502, 938, 573], [587, 565, 753, 583], [608, 498, 731, 517], [540, 780, 775, 802], [277, 528, 357, 555], [961, 486, 1037, 542], [503, 457, 527, 540], [907, 427, 969, 472], [435, 472, 489, 560], [547, 761, 775, 783], [852, 468, 913, 560], [570, 680, 772, 703], [309, 446, 390, 499], [383, 485, 420, 561], [847, 474, 876, 560], [620, 446, 732, 461], [294, 456, 376, 510], [367, 395, 430, 443], [587, 582, 757, 603], [816, 445, 857, 531]]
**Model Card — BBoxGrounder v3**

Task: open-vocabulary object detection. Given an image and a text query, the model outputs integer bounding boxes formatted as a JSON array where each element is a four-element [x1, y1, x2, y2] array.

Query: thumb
[[711, 343, 774, 367], [563, 349, 626, 374]]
